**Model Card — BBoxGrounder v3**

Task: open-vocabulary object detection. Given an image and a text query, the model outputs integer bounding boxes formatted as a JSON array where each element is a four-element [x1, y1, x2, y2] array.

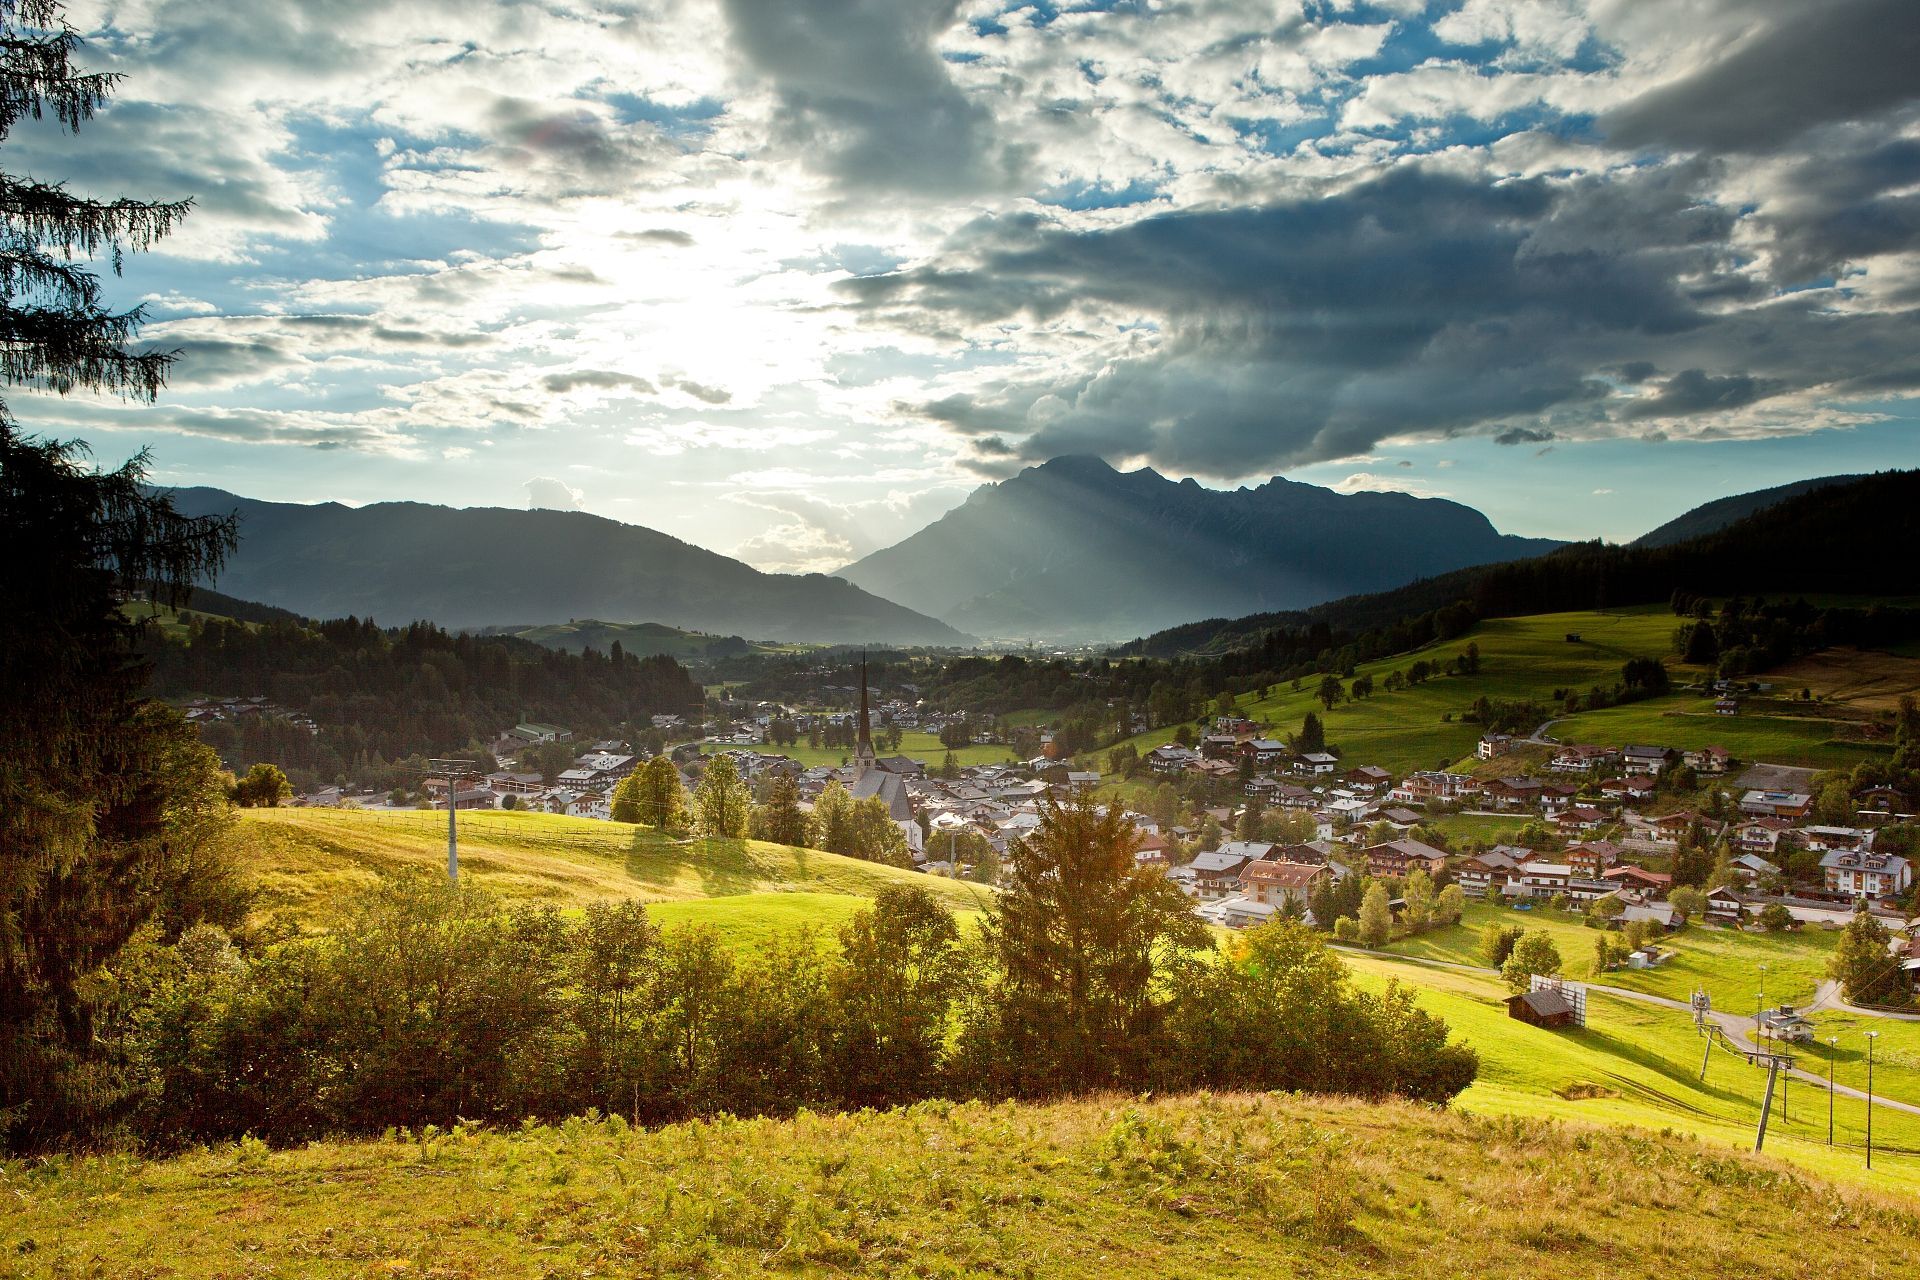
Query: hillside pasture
[[699, 729, 1017, 769], [228, 807, 985, 931]]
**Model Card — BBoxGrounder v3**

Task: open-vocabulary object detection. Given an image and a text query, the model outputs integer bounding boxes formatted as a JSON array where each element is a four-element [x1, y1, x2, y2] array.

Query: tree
[[829, 886, 961, 1107], [1668, 885, 1706, 923], [1501, 931, 1562, 993], [848, 796, 911, 867], [812, 780, 856, 856], [1293, 711, 1325, 754], [1350, 673, 1374, 700], [0, 0, 243, 1145], [1357, 883, 1393, 948], [1828, 904, 1907, 1008], [1402, 867, 1435, 933], [1480, 922, 1523, 968], [1757, 903, 1793, 933], [1683, 620, 1719, 666], [232, 762, 292, 808], [1434, 883, 1465, 927], [1333, 916, 1358, 942], [1316, 676, 1344, 711], [1588, 894, 1626, 925], [632, 755, 685, 830], [610, 769, 645, 823], [967, 791, 1208, 1093], [691, 754, 751, 838], [750, 773, 813, 847]]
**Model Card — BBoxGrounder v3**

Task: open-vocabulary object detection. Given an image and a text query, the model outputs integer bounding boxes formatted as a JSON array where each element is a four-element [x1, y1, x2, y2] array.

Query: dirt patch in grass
[[1768, 647, 1920, 713]]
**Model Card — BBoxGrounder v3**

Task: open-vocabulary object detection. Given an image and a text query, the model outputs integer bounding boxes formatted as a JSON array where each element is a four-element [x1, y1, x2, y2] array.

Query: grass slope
[[1104, 605, 1906, 776], [1343, 951, 1920, 1193], [1383, 901, 1838, 1013], [11, 1091, 1919, 1278], [232, 807, 990, 931]]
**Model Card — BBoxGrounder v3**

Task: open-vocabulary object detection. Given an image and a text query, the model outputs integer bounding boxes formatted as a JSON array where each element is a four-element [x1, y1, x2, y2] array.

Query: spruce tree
[[0, 0, 238, 1147]]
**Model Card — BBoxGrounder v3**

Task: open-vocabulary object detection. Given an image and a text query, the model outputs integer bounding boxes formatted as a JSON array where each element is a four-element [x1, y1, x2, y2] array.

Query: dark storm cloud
[[1494, 427, 1555, 446], [844, 163, 1920, 475], [720, 0, 1027, 196], [1602, 0, 1920, 154], [540, 370, 657, 394]]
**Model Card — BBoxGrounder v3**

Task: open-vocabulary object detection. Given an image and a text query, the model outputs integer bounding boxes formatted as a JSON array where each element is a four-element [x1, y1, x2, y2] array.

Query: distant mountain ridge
[[160, 488, 970, 644], [838, 456, 1563, 641]]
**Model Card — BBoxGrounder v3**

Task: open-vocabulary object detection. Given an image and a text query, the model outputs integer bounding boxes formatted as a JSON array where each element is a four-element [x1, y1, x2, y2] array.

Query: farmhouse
[[1453, 848, 1522, 898], [1365, 838, 1449, 879], [1821, 850, 1912, 900], [1621, 745, 1679, 776], [1506, 988, 1578, 1029], [1238, 859, 1330, 909]]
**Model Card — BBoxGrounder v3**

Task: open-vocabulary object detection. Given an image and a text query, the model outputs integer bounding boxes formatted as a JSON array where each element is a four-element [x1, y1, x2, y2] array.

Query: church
[[847, 655, 926, 861]]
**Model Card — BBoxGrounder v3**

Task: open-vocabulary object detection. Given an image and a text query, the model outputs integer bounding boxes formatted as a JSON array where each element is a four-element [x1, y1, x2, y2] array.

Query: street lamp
[[1827, 1037, 1838, 1147], [1866, 1030, 1880, 1170], [1757, 962, 1768, 1016]]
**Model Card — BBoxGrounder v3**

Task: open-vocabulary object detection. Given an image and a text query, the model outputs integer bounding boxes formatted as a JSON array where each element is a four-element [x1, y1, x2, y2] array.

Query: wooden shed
[[1506, 988, 1578, 1029]]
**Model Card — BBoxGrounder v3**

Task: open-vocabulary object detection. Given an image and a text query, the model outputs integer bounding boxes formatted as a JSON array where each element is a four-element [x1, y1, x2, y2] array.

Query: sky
[[12, 0, 1920, 568]]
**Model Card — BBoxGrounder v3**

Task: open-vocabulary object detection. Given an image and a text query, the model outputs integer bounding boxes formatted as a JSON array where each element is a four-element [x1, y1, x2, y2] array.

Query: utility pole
[[1827, 1037, 1837, 1146], [1754, 1056, 1782, 1153], [428, 758, 476, 883], [1866, 1030, 1879, 1170]]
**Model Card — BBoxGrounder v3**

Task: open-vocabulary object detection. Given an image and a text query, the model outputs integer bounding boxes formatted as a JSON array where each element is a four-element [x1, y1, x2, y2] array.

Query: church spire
[[854, 651, 877, 777]]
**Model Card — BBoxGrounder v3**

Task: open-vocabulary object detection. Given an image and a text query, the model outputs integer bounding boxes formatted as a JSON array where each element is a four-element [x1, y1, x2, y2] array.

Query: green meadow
[[698, 729, 1018, 769]]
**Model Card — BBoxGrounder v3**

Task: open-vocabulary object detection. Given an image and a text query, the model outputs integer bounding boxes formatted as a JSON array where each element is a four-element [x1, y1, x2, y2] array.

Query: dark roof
[[1511, 989, 1575, 1018], [850, 770, 914, 822]]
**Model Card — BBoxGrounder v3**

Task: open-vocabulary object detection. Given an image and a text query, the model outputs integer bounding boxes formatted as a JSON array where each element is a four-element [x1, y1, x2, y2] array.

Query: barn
[[1506, 988, 1578, 1029]]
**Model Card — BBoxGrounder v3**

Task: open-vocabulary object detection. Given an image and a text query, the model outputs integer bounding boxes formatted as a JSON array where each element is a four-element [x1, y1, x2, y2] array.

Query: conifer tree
[[0, 0, 239, 1147]]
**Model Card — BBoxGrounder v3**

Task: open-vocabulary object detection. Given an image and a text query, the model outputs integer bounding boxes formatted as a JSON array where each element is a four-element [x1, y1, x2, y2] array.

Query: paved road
[[1340, 946, 1920, 1119], [1808, 979, 1920, 1022]]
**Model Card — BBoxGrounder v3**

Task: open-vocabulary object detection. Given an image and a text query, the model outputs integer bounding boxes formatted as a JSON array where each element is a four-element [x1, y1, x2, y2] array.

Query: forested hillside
[[141, 614, 704, 788]]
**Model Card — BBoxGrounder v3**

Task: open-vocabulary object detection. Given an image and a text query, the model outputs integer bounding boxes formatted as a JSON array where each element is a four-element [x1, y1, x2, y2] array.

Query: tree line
[[42, 795, 1475, 1152]]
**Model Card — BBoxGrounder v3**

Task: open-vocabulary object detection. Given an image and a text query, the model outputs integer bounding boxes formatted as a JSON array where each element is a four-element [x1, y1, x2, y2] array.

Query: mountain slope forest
[[1121, 470, 1920, 662], [838, 455, 1562, 641], [139, 612, 705, 790], [160, 487, 970, 644]]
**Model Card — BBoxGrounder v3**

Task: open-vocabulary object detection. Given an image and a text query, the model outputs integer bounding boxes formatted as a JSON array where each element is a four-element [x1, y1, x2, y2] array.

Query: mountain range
[[837, 455, 1563, 642], [160, 488, 969, 645]]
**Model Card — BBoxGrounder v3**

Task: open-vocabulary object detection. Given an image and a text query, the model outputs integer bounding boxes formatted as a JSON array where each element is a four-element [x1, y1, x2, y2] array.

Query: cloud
[[719, 0, 1027, 196], [1332, 471, 1450, 498], [1494, 427, 1556, 446], [1601, 0, 1920, 154], [540, 370, 657, 395], [525, 476, 585, 510]]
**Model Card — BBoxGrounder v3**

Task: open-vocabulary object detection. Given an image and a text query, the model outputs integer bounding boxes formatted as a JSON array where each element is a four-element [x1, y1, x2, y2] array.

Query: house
[[1453, 849, 1523, 898], [1506, 988, 1577, 1029], [1510, 861, 1572, 899], [1240, 738, 1291, 768], [1798, 826, 1870, 854], [1741, 790, 1813, 819], [1296, 751, 1339, 776], [1477, 733, 1520, 760], [1482, 777, 1545, 811], [1728, 852, 1780, 881], [1271, 782, 1318, 810], [1621, 745, 1678, 777], [1685, 746, 1731, 774], [1136, 744, 1198, 775], [1199, 734, 1242, 760], [1644, 810, 1709, 847], [1599, 775, 1658, 803], [1550, 744, 1618, 774], [1203, 896, 1282, 930], [1364, 838, 1449, 879], [1714, 698, 1739, 716], [1238, 859, 1331, 909], [486, 770, 545, 797], [1603, 864, 1672, 897], [1755, 1006, 1816, 1043], [1856, 785, 1912, 817], [1821, 850, 1912, 900], [1345, 765, 1392, 793], [1555, 806, 1608, 835], [1734, 817, 1796, 854], [508, 721, 571, 745], [1704, 886, 1747, 922], [1391, 772, 1478, 804], [1564, 841, 1619, 879], [1188, 846, 1267, 900]]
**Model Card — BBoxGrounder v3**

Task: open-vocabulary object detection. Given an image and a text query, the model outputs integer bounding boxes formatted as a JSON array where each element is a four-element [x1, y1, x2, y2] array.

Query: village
[[272, 666, 1919, 984]]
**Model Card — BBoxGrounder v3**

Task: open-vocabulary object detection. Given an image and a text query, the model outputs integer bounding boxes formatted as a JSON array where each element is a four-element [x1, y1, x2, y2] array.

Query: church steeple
[[854, 651, 877, 778]]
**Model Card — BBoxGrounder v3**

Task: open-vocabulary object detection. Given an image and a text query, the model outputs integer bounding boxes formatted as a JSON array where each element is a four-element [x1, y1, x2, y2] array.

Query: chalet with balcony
[[1822, 850, 1912, 900]]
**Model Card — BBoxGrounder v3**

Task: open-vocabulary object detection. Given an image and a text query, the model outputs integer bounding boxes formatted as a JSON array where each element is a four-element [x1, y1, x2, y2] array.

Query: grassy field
[[1108, 607, 1705, 775], [1381, 900, 1838, 1013], [1101, 605, 1912, 779], [229, 807, 988, 931], [11, 1088, 1920, 1278], [1343, 951, 1920, 1192]]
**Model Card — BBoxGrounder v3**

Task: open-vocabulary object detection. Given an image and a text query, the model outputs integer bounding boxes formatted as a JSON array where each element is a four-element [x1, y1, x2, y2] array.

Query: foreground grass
[[231, 807, 988, 931], [10, 1091, 1920, 1279]]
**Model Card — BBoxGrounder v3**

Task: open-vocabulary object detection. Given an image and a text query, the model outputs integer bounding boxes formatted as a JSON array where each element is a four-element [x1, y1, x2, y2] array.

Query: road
[[1338, 946, 1920, 1119]]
